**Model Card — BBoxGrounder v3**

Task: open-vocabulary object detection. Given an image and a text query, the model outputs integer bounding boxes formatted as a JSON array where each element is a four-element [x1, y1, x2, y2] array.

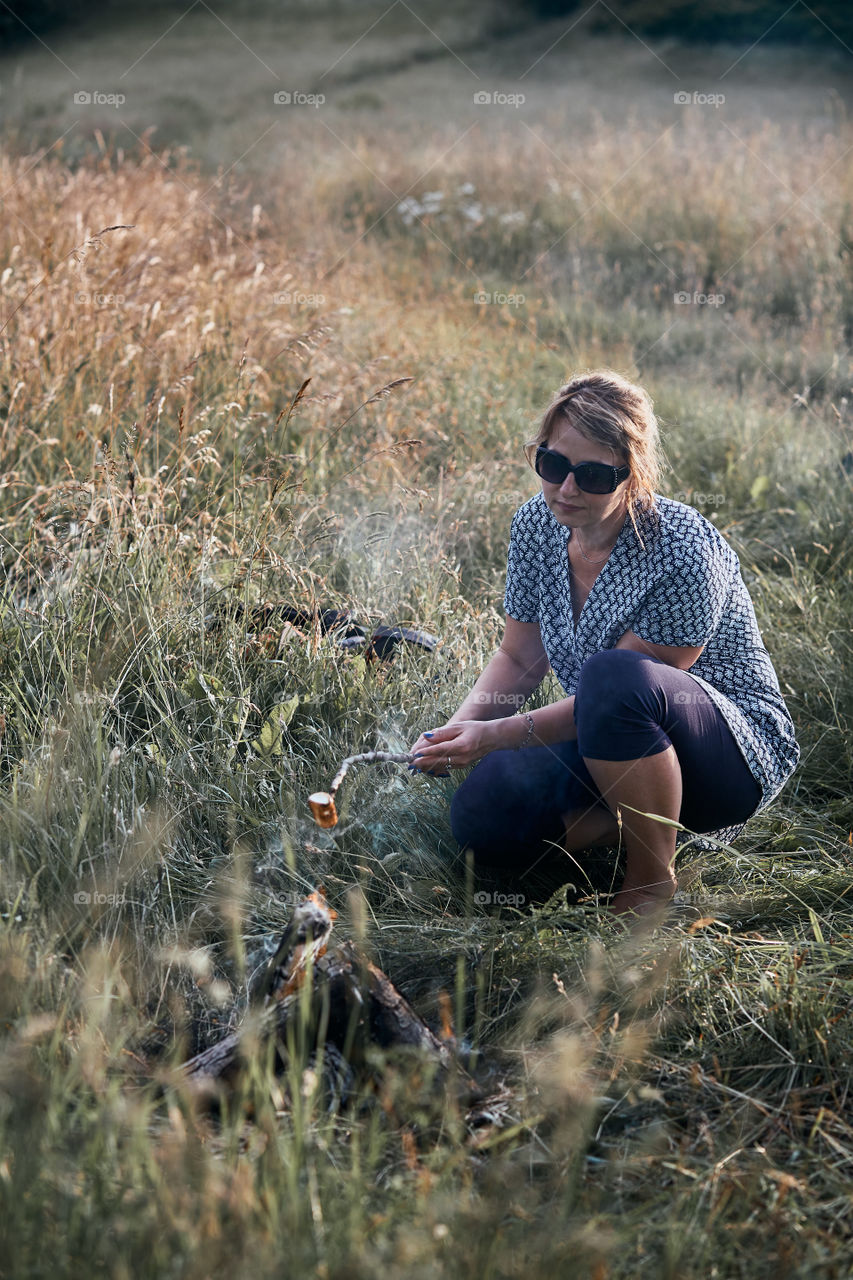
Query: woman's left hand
[[407, 720, 500, 776]]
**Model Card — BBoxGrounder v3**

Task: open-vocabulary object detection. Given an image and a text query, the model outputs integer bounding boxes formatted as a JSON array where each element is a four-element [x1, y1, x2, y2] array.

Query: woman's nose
[[558, 470, 580, 497]]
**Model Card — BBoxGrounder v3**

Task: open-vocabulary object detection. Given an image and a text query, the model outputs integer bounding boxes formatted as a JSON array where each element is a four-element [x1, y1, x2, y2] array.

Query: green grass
[[1, 22, 853, 1274]]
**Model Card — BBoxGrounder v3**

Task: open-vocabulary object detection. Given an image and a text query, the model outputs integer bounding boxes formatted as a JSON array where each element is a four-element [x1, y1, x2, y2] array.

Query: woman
[[407, 370, 800, 917]]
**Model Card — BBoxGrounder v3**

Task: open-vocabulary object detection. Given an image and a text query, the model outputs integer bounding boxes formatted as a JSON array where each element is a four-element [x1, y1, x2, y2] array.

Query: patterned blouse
[[503, 491, 800, 830]]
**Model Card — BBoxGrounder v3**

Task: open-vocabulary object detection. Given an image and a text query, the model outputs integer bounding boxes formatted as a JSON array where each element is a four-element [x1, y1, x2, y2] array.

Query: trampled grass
[[1, 67, 853, 1278]]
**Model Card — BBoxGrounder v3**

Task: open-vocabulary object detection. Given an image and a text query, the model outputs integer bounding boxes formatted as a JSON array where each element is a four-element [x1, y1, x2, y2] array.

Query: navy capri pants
[[449, 649, 762, 873]]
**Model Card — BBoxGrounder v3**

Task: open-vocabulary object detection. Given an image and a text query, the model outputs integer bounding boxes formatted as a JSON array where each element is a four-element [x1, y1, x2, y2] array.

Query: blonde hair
[[524, 370, 663, 534]]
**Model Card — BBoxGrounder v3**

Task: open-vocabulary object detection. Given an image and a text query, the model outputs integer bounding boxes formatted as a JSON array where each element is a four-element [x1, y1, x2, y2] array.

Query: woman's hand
[[407, 719, 503, 776]]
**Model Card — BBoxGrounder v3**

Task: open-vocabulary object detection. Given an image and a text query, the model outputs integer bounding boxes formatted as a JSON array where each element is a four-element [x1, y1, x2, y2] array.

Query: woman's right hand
[[407, 718, 506, 776]]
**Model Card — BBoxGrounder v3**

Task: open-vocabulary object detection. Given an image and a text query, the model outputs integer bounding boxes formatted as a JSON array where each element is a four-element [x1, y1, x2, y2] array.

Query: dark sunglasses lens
[[573, 463, 614, 494], [535, 448, 568, 484], [535, 448, 618, 493]]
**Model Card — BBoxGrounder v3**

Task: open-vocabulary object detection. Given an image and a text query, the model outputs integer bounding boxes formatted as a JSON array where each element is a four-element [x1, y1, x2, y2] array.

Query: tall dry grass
[[1, 105, 852, 1276]]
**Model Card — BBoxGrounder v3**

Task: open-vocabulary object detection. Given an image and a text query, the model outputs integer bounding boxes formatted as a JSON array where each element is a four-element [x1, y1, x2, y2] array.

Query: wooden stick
[[308, 750, 414, 827], [329, 750, 414, 796]]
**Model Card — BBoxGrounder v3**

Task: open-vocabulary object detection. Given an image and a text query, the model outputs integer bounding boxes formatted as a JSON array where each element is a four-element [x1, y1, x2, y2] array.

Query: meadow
[[1, 7, 853, 1275]]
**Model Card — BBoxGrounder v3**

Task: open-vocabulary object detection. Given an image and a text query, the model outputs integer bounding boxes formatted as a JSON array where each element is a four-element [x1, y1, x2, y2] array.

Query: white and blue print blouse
[[503, 491, 799, 827]]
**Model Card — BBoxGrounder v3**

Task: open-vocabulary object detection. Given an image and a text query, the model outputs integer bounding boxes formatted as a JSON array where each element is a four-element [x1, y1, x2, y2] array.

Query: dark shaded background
[[2, 0, 852, 47]]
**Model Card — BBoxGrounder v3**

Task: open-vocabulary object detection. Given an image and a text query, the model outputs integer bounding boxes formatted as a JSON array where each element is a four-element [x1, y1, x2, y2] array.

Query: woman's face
[[539, 420, 630, 531]]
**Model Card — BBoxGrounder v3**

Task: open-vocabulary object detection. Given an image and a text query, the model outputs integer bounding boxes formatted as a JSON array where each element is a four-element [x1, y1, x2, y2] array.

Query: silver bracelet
[[516, 711, 535, 749]]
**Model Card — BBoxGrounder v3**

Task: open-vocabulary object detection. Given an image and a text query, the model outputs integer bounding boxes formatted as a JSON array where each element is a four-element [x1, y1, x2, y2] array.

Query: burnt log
[[180, 899, 476, 1108]]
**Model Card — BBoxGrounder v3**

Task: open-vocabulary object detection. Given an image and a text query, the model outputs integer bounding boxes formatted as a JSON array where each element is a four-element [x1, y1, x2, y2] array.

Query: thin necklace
[[572, 530, 612, 564]]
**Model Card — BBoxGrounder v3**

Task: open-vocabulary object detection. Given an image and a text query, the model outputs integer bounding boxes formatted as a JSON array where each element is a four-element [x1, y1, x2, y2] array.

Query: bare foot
[[609, 878, 677, 920]]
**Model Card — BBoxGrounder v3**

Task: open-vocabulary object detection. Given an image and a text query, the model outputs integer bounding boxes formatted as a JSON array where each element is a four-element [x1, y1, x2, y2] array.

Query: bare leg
[[557, 804, 623, 899], [582, 746, 682, 916], [561, 804, 620, 853]]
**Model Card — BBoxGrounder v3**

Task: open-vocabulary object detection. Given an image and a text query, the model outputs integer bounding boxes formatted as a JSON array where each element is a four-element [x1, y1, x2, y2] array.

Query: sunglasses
[[534, 445, 630, 495]]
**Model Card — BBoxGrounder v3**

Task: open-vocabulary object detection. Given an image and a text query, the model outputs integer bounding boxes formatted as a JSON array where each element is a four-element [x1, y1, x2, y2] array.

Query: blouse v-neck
[[566, 541, 597, 631], [565, 518, 628, 633]]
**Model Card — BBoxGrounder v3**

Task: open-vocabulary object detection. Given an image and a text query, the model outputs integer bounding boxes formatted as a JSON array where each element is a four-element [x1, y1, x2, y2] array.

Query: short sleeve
[[503, 507, 539, 623], [632, 526, 735, 647]]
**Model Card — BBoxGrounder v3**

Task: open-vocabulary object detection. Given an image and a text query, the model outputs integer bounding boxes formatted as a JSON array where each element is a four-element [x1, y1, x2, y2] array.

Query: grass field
[[1, 4, 853, 1276]]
